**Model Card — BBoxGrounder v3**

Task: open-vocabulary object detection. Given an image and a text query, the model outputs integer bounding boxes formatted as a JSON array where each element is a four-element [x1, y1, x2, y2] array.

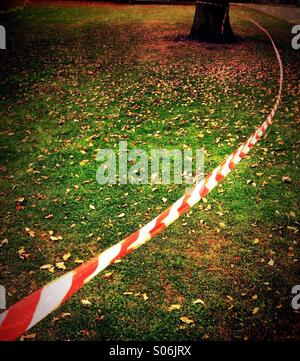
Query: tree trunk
[[190, 1, 235, 43]]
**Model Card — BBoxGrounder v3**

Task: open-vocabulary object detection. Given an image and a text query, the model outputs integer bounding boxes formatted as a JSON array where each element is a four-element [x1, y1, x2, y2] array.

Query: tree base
[[189, 4, 236, 44]]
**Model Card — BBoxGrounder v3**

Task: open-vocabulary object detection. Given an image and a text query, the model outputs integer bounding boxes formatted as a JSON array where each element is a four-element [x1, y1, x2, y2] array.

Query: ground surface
[[238, 3, 300, 24], [0, 2, 299, 340]]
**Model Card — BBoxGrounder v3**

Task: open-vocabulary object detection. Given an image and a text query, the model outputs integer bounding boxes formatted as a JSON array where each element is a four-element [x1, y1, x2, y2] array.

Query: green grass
[[0, 3, 299, 340]]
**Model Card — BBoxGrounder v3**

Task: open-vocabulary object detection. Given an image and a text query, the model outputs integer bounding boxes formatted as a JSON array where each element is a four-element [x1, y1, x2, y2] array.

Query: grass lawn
[[0, 2, 299, 340]]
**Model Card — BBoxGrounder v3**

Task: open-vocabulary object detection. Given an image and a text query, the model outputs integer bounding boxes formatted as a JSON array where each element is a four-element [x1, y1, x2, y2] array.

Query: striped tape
[[0, 19, 283, 341]]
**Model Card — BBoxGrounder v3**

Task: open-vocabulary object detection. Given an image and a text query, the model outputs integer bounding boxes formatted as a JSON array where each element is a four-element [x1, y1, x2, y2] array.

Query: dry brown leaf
[[56, 262, 66, 271], [44, 214, 53, 219], [25, 227, 35, 238], [40, 264, 53, 270], [282, 176, 292, 183], [268, 259, 275, 267], [0, 239, 8, 247], [102, 271, 114, 279], [192, 299, 205, 306], [40, 264, 55, 273], [61, 312, 71, 318], [62, 253, 71, 261], [81, 299, 92, 305], [180, 316, 194, 324], [18, 247, 30, 260], [20, 333, 36, 340], [168, 304, 181, 312]]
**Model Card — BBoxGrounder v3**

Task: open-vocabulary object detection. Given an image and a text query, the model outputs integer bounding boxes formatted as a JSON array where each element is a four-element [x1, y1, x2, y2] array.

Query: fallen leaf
[[80, 329, 90, 336], [180, 316, 194, 324], [192, 299, 205, 306], [168, 304, 181, 312], [40, 264, 55, 273], [81, 299, 92, 305], [80, 160, 89, 166], [268, 259, 275, 267], [287, 226, 298, 233], [40, 264, 53, 270], [0, 239, 8, 247], [61, 312, 71, 318], [16, 202, 24, 211], [282, 176, 292, 183], [50, 235, 62, 241], [56, 262, 66, 271], [102, 271, 114, 279], [252, 307, 259, 315], [62, 253, 71, 261], [25, 227, 35, 238], [18, 247, 30, 260], [20, 333, 36, 340]]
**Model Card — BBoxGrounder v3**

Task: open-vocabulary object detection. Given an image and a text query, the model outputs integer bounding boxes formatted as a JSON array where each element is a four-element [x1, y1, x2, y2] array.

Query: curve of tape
[[0, 18, 283, 341]]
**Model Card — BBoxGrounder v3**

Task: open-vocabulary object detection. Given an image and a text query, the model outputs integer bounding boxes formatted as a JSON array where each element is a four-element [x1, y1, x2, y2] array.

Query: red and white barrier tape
[[0, 19, 283, 341]]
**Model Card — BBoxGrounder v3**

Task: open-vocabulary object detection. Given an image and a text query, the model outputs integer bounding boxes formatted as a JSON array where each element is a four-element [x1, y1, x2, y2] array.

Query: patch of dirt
[[160, 273, 186, 304], [185, 230, 231, 267], [136, 25, 179, 62]]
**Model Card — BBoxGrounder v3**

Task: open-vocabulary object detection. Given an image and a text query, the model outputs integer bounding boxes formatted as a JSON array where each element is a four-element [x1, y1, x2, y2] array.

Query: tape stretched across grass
[[0, 19, 283, 341]]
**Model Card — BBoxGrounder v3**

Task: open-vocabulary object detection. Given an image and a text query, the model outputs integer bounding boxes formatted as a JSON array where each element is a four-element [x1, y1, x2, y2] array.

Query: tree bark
[[190, 1, 235, 43]]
